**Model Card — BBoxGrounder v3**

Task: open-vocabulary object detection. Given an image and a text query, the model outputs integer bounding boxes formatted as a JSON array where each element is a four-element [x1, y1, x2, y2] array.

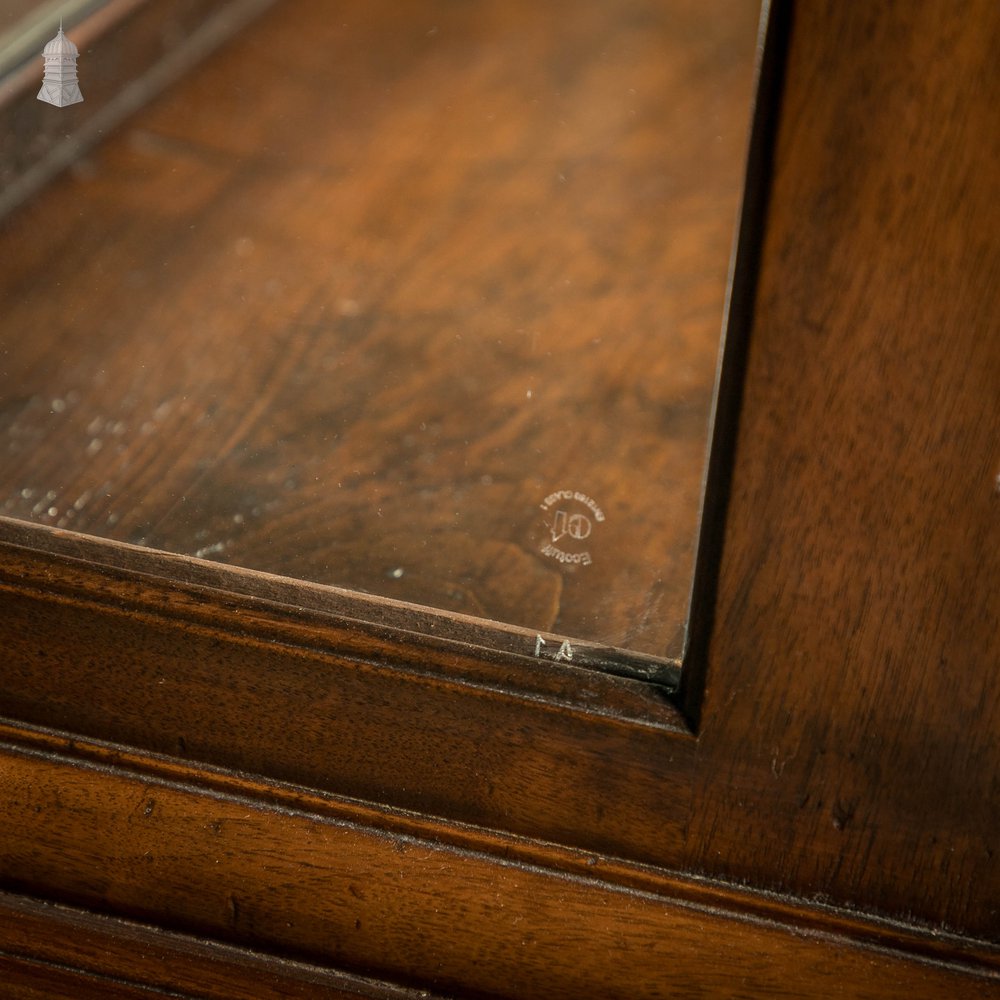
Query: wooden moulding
[[684, 0, 1000, 944], [2, 0, 1000, 995], [0, 523, 997, 990], [0, 894, 412, 1000], [0, 722, 997, 999], [0, 523, 694, 858]]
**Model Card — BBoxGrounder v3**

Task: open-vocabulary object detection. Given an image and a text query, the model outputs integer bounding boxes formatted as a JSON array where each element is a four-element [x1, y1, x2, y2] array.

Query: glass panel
[[0, 0, 761, 660], [0, 1, 104, 79]]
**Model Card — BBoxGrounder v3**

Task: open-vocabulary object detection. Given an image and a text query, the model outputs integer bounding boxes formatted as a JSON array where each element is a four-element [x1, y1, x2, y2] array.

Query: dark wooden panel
[[0, 535, 695, 863], [0, 736, 996, 1000], [0, 0, 997, 993], [0, 513, 681, 686], [0, 894, 428, 999], [689, 0, 1000, 937], [0, 956, 171, 1000], [3, 531, 1000, 976], [0, 0, 760, 657]]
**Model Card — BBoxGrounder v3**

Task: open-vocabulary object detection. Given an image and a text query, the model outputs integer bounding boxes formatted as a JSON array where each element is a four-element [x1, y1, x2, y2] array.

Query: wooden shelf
[[0, 0, 759, 658]]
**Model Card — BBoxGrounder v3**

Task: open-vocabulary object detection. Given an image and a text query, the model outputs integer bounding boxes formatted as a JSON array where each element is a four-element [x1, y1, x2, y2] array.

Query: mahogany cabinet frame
[[1, 1, 998, 996]]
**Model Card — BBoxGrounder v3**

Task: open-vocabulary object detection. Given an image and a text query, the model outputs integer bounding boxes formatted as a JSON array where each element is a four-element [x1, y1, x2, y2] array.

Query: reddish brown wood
[[0, 533, 694, 859], [0, 0, 998, 996], [688, 0, 1000, 938], [0, 0, 760, 657], [0, 894, 424, 1000], [0, 514, 680, 685], [0, 731, 996, 999], [0, 958, 168, 1000]]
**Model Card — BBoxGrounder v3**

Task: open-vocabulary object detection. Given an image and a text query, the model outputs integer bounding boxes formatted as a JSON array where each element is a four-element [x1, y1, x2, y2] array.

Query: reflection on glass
[[0, 0, 760, 659], [0, 2, 100, 80]]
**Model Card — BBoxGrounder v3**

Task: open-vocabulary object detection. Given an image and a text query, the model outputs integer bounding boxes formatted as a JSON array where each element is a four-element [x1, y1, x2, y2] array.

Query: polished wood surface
[[687, 0, 1000, 937], [1, 0, 999, 997], [0, 0, 759, 657], [0, 724, 996, 999], [0, 893, 420, 1000], [0, 531, 694, 850]]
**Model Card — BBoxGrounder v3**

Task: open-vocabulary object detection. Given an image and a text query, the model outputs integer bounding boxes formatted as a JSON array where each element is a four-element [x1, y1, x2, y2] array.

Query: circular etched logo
[[537, 489, 605, 567]]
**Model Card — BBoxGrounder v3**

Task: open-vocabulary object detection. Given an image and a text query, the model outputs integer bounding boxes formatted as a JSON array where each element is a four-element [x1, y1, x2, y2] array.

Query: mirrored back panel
[[0, 0, 762, 660]]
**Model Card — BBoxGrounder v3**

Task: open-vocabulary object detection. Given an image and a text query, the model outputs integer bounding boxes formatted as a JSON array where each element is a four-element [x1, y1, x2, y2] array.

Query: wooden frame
[[1, 0, 998, 996]]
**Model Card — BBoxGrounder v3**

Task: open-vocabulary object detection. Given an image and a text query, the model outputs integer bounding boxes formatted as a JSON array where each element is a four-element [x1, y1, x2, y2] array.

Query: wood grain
[[689, 0, 1000, 938], [1, 0, 999, 995], [0, 894, 430, 1000], [0, 0, 760, 657], [0, 536, 696, 857], [0, 732, 996, 1000]]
